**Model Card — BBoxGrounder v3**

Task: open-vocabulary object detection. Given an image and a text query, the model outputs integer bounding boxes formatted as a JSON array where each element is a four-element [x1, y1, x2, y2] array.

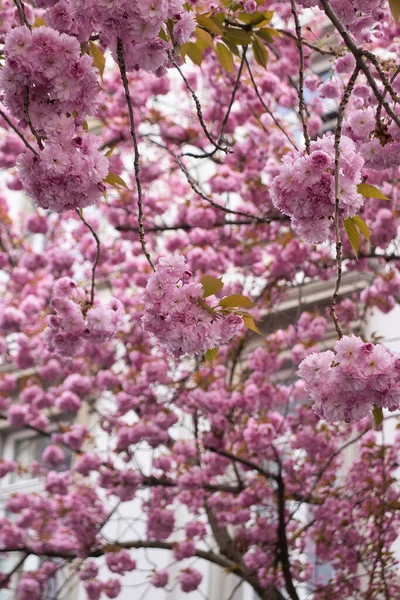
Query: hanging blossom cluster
[[344, 105, 400, 171], [298, 335, 400, 423], [17, 120, 108, 212], [0, 26, 98, 133], [0, 25, 109, 211], [47, 0, 196, 75], [270, 135, 364, 243], [44, 277, 124, 357], [296, 0, 384, 32], [142, 256, 244, 358]]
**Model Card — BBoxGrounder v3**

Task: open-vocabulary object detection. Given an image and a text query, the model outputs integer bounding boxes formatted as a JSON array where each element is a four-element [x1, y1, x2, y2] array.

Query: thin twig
[[168, 51, 228, 154], [76, 209, 101, 307], [0, 552, 29, 589], [0, 108, 38, 155], [244, 55, 298, 151], [319, 0, 400, 131], [179, 46, 248, 159], [363, 50, 400, 106], [116, 219, 268, 232], [329, 66, 360, 339], [13, 0, 31, 28], [116, 37, 155, 271], [290, 0, 310, 153], [376, 65, 400, 130], [23, 87, 44, 150], [278, 28, 337, 56], [145, 134, 285, 223], [218, 46, 248, 143]]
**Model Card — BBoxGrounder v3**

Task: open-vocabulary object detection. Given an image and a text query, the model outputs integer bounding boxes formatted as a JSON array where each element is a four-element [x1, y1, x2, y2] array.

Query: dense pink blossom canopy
[[1, 0, 400, 599]]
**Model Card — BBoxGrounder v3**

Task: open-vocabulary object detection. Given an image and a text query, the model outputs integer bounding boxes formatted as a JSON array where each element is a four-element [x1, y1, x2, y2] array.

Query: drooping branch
[[0, 108, 39, 156], [178, 46, 248, 160], [244, 55, 298, 151], [23, 87, 44, 150], [76, 208, 101, 308], [276, 470, 300, 600], [168, 50, 228, 156], [290, 0, 310, 153], [144, 135, 286, 224], [329, 65, 360, 339], [116, 37, 155, 271], [319, 0, 400, 131], [277, 28, 337, 56], [207, 446, 278, 481], [116, 219, 274, 233], [0, 553, 29, 590], [13, 0, 31, 29]]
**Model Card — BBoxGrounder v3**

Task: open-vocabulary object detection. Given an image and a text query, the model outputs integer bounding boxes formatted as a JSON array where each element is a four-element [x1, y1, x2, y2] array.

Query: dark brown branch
[[207, 446, 278, 481], [178, 46, 248, 160], [244, 55, 298, 151], [168, 51, 228, 155], [329, 66, 360, 339], [116, 219, 276, 233], [0, 108, 39, 155], [273, 448, 300, 600], [145, 135, 285, 224], [290, 0, 310, 153], [0, 552, 29, 590], [277, 28, 337, 56], [76, 209, 101, 307], [23, 87, 44, 150], [319, 0, 400, 131], [116, 37, 154, 271], [13, 0, 31, 29]]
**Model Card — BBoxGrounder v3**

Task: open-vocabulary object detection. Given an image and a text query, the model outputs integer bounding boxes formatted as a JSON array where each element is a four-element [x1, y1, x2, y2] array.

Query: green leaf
[[105, 145, 117, 159], [195, 27, 214, 47], [242, 315, 262, 335], [158, 27, 168, 42], [211, 13, 225, 29], [201, 275, 224, 297], [223, 27, 252, 45], [372, 404, 383, 429], [219, 294, 255, 308], [255, 27, 281, 43], [352, 215, 370, 241], [216, 42, 234, 73], [357, 183, 390, 200], [343, 217, 360, 258], [185, 42, 203, 66], [238, 10, 273, 26], [222, 38, 240, 57], [196, 14, 222, 35], [89, 41, 106, 79], [389, 0, 400, 22], [33, 17, 45, 27], [104, 172, 129, 190], [205, 347, 219, 365], [252, 37, 269, 69]]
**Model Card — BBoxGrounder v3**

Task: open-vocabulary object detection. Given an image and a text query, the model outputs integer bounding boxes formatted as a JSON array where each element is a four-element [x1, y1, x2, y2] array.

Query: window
[[0, 430, 72, 491]]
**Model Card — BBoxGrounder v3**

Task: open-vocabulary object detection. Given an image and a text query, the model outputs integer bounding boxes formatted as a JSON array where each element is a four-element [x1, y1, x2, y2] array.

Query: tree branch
[[116, 37, 154, 271], [329, 65, 360, 339], [290, 0, 310, 153]]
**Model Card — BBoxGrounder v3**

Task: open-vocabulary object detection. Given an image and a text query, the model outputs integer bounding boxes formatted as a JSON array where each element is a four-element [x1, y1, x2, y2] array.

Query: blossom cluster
[[271, 135, 364, 243], [1, 26, 98, 134], [142, 256, 243, 358], [44, 277, 124, 357], [298, 335, 400, 423], [53, 0, 196, 75], [17, 122, 108, 212]]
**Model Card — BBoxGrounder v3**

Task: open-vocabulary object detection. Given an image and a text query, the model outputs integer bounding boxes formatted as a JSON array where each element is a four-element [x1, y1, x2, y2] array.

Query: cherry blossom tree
[[1, 0, 400, 599]]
